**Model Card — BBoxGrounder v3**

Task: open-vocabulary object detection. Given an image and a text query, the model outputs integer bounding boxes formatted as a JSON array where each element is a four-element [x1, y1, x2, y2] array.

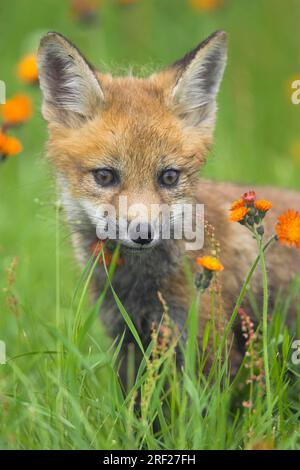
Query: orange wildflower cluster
[[17, 54, 38, 84], [229, 191, 272, 225], [188, 0, 223, 12], [0, 91, 32, 160], [229, 190, 300, 250]]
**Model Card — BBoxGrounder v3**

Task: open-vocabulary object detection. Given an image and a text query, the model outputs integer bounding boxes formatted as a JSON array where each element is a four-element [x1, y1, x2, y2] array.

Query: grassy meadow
[[0, 0, 300, 450]]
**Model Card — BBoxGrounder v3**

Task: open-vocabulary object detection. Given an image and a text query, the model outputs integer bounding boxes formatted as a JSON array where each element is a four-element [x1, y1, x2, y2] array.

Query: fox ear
[[155, 31, 227, 128], [37, 32, 104, 127]]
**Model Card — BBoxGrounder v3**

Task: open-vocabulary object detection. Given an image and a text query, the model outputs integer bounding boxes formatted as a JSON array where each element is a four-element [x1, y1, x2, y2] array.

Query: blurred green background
[[1, 0, 300, 349]]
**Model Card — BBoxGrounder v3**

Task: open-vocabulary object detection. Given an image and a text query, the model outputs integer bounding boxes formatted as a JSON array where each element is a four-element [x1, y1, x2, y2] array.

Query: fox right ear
[[153, 31, 227, 129], [38, 32, 104, 128]]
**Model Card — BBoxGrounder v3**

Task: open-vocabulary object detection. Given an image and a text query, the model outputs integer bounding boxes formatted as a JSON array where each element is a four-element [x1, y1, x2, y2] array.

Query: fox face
[[38, 31, 227, 251]]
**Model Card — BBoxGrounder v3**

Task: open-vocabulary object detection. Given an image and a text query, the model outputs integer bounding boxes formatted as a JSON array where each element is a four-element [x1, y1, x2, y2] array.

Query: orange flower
[[229, 206, 249, 222], [197, 255, 224, 272], [1, 94, 32, 126], [255, 200, 272, 213], [230, 199, 245, 211], [0, 132, 22, 157], [276, 209, 300, 248], [188, 0, 223, 11], [17, 54, 38, 84]]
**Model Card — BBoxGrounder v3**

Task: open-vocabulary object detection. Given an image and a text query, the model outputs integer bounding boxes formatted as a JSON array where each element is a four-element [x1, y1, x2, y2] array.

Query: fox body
[[38, 31, 300, 374]]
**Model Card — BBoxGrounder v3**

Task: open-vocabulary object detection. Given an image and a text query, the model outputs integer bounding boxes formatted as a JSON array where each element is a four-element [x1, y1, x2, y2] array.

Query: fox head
[[38, 31, 227, 251]]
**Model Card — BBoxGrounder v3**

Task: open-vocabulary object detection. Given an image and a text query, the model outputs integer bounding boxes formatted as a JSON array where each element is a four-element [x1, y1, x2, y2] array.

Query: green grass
[[0, 0, 300, 450]]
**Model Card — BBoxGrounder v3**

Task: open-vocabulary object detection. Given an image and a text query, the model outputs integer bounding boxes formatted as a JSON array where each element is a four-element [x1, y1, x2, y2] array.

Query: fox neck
[[119, 239, 184, 278]]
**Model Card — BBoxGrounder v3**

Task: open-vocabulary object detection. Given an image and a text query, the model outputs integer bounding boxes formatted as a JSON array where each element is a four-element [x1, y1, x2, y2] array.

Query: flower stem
[[255, 232, 272, 422], [221, 235, 276, 351]]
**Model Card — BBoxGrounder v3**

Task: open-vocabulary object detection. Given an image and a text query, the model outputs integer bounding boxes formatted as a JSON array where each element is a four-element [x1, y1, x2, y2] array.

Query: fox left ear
[[153, 31, 227, 128], [38, 32, 104, 128]]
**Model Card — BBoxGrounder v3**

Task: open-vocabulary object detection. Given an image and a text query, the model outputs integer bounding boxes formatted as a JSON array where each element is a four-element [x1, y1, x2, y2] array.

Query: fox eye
[[92, 168, 119, 187], [158, 169, 180, 188]]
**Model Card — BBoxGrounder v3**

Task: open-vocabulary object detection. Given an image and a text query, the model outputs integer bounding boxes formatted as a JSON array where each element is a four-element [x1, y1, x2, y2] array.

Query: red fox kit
[[38, 31, 300, 374]]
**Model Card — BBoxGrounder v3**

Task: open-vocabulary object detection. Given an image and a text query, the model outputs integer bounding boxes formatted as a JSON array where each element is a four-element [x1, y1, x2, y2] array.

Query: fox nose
[[130, 222, 153, 246]]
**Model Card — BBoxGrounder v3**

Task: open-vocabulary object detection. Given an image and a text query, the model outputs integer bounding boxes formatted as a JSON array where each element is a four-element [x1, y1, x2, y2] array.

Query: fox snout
[[128, 221, 154, 247], [95, 210, 161, 250]]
